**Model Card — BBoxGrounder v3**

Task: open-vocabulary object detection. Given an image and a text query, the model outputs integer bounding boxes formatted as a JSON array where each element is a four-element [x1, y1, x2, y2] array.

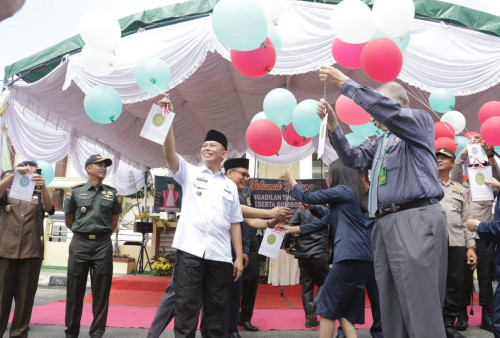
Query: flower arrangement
[[151, 256, 174, 277]]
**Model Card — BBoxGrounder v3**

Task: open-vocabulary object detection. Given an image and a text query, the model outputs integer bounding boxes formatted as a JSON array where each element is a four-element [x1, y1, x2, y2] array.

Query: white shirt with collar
[[172, 156, 243, 263]]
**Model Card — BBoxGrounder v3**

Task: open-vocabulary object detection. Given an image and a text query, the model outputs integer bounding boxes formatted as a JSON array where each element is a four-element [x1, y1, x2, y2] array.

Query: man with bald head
[[317, 66, 447, 338]]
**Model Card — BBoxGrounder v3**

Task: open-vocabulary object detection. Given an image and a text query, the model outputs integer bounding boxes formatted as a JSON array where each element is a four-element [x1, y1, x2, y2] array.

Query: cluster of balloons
[[246, 89, 320, 156], [479, 101, 500, 146], [330, 0, 414, 82], [212, 0, 286, 77]]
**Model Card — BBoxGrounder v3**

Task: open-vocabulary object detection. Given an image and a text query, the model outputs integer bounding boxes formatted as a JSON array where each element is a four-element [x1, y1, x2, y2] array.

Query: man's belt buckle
[[88, 234, 96, 240]]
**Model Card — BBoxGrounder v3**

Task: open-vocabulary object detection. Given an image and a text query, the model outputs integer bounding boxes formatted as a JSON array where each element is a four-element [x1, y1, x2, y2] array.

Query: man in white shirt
[[161, 95, 244, 338]]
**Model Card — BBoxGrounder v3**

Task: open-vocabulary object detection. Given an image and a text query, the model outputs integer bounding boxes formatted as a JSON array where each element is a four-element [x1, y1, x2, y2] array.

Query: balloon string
[[135, 73, 169, 97]]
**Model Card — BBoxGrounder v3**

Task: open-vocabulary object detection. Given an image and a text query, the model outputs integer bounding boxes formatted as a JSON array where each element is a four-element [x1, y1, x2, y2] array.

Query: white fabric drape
[[6, 0, 500, 192]]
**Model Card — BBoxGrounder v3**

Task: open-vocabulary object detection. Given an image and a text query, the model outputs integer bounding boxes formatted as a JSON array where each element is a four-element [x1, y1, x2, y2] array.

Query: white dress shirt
[[172, 156, 243, 263]]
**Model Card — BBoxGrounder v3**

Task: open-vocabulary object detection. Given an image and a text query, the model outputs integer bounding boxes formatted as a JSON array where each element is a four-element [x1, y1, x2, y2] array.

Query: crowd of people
[[0, 66, 499, 338]]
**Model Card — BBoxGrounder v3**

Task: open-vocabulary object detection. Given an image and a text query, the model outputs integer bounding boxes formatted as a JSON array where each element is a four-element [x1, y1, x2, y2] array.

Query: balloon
[[345, 132, 368, 146], [263, 88, 296, 128], [330, 0, 375, 44], [480, 116, 500, 146], [455, 136, 469, 155], [464, 131, 480, 140], [350, 121, 379, 137], [79, 8, 121, 52], [36, 160, 55, 186], [478, 101, 500, 124], [230, 38, 276, 77], [371, 28, 411, 51], [257, 0, 290, 24], [282, 123, 311, 147], [441, 110, 466, 135], [267, 25, 282, 56], [212, 0, 267, 51], [434, 121, 455, 140], [251, 111, 267, 123], [84, 85, 123, 124], [360, 38, 403, 83], [372, 0, 415, 37], [429, 88, 455, 113], [135, 58, 171, 94], [335, 95, 371, 125], [435, 137, 457, 153], [246, 119, 282, 156], [292, 99, 321, 138], [331, 38, 367, 70], [495, 146, 500, 154], [80, 45, 116, 76]]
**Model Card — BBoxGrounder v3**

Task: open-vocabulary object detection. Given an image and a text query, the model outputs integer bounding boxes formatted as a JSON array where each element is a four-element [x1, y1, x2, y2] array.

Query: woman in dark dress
[[281, 160, 380, 338]]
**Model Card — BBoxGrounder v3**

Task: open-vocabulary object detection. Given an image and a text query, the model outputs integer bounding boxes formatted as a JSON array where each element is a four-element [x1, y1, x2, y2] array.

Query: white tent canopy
[[3, 1, 500, 193]]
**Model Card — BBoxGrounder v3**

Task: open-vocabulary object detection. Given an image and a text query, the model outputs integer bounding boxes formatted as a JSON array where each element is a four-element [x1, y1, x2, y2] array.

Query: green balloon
[[251, 111, 267, 123], [350, 121, 378, 137], [455, 136, 469, 155], [84, 85, 123, 124], [263, 88, 296, 128], [429, 88, 455, 113], [267, 25, 282, 56], [291, 100, 321, 138], [36, 160, 55, 185], [345, 132, 368, 146], [136, 58, 171, 94], [372, 28, 411, 51]]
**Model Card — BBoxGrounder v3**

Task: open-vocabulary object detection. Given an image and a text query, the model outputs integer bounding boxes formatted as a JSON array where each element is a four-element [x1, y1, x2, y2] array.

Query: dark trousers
[[0, 257, 42, 338], [443, 246, 467, 319], [174, 250, 232, 338], [493, 281, 500, 337], [477, 238, 495, 309], [225, 277, 243, 332], [147, 275, 175, 338], [297, 256, 329, 314], [65, 236, 113, 338], [239, 251, 259, 323]]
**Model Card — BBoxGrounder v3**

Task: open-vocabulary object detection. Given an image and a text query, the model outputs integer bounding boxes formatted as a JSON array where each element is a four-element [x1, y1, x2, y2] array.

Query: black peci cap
[[204, 129, 227, 150], [224, 158, 249, 172]]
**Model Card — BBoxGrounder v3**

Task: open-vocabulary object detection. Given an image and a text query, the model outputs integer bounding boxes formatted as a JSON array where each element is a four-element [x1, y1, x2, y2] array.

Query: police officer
[[63, 154, 122, 338], [0, 162, 53, 337], [436, 148, 475, 338], [318, 66, 448, 338]]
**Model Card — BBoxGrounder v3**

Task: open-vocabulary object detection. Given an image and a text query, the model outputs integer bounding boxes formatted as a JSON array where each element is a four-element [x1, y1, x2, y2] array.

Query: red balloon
[[230, 38, 276, 78], [281, 123, 311, 147], [434, 122, 454, 140], [478, 101, 500, 124], [332, 38, 367, 70], [435, 137, 457, 153], [480, 116, 500, 146], [360, 37, 403, 83], [335, 95, 371, 126], [464, 131, 480, 140], [246, 119, 282, 156]]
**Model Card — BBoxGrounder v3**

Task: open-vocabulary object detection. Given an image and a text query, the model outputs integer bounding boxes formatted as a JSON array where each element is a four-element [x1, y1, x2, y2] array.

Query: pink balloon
[[361, 38, 403, 83], [480, 116, 500, 146], [464, 131, 480, 140], [230, 38, 276, 78], [478, 101, 500, 124], [246, 119, 282, 156], [434, 122, 454, 140], [332, 38, 367, 70], [435, 137, 457, 153], [281, 123, 311, 147], [335, 95, 371, 126]]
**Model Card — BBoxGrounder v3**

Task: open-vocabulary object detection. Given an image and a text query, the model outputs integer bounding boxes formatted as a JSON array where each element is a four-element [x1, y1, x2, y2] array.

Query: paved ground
[[8, 285, 490, 338]]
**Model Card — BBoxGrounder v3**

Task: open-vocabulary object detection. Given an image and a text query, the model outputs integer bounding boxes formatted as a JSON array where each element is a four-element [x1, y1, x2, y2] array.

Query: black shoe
[[445, 326, 466, 338], [305, 316, 319, 328], [226, 332, 242, 338], [241, 321, 260, 332], [480, 318, 493, 332], [335, 332, 346, 338], [455, 314, 468, 331]]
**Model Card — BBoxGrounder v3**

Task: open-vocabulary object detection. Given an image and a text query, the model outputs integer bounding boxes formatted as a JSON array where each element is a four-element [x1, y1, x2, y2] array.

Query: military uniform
[[63, 181, 121, 338], [0, 189, 45, 338]]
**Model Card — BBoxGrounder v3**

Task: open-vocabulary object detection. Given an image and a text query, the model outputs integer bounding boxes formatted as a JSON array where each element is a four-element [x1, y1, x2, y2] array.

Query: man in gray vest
[[318, 66, 447, 338]]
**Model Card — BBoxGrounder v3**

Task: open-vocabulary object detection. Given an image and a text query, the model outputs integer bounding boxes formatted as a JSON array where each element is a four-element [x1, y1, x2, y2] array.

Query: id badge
[[379, 166, 387, 185]]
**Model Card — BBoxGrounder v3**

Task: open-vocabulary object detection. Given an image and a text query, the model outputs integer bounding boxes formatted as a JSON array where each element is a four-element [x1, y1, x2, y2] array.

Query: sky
[[0, 0, 182, 80]]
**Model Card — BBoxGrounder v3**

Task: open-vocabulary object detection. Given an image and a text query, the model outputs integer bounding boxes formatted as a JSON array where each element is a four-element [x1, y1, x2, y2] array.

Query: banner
[[154, 176, 182, 212]]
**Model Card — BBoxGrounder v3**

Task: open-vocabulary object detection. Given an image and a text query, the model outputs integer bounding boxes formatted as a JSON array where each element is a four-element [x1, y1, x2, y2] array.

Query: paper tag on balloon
[[140, 103, 175, 145], [317, 115, 328, 159], [467, 144, 487, 165]]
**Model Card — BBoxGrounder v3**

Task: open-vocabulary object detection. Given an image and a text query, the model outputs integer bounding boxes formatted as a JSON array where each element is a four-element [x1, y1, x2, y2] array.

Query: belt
[[73, 232, 110, 240], [375, 198, 439, 218]]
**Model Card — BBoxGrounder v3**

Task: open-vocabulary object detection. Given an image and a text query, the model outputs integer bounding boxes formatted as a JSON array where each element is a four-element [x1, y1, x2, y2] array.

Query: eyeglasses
[[233, 170, 251, 179]]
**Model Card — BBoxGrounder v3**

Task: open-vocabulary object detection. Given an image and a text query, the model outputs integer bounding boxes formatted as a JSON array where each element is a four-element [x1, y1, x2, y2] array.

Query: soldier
[[0, 162, 53, 337], [63, 155, 122, 338]]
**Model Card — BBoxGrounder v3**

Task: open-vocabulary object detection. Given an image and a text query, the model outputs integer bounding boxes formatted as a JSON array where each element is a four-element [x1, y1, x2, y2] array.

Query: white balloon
[[79, 8, 121, 53], [330, 0, 374, 44], [81, 45, 116, 76], [257, 0, 290, 25], [373, 0, 415, 37], [251, 111, 267, 124], [441, 110, 466, 135]]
